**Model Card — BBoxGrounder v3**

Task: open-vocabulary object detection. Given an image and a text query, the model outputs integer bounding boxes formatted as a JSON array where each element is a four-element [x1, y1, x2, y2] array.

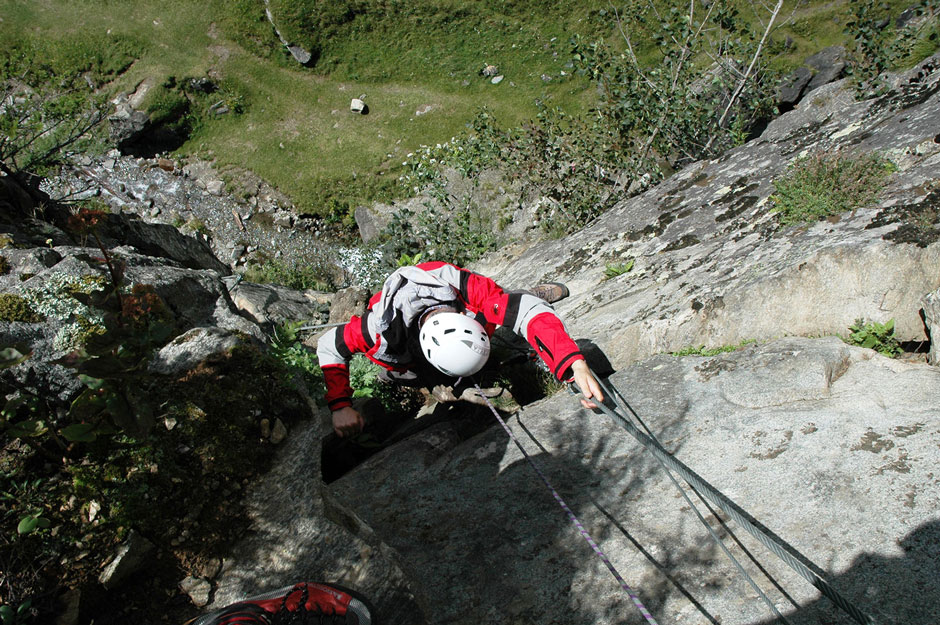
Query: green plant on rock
[[603, 259, 634, 280], [670, 339, 756, 357], [243, 255, 335, 292], [270, 321, 326, 404], [771, 151, 896, 226], [845, 318, 902, 357]]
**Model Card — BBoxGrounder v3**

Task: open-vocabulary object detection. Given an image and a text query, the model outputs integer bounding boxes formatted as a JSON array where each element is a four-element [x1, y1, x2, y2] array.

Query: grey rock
[[98, 530, 155, 590], [350, 98, 367, 114], [108, 106, 150, 148], [777, 66, 812, 108], [328, 337, 940, 624], [206, 180, 225, 196], [490, 75, 504, 85], [353, 205, 389, 243], [150, 327, 244, 376], [179, 576, 212, 607], [272, 210, 294, 228], [473, 54, 940, 370], [227, 280, 327, 328], [327, 286, 369, 324], [210, 417, 427, 624], [805, 45, 847, 92], [287, 45, 313, 65], [924, 288, 940, 366]]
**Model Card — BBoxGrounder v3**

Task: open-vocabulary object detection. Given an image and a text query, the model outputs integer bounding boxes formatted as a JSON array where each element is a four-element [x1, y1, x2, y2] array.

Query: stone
[[179, 576, 212, 607], [206, 180, 225, 196], [350, 98, 367, 114], [482, 64, 499, 77], [98, 530, 155, 590], [923, 288, 940, 366], [327, 337, 940, 624], [53, 588, 81, 625], [150, 327, 244, 375], [490, 75, 504, 85], [777, 66, 812, 109], [804, 45, 847, 92], [270, 418, 287, 444]]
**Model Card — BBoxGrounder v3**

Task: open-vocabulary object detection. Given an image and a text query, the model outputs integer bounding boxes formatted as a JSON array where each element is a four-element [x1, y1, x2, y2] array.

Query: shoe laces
[[268, 585, 346, 625]]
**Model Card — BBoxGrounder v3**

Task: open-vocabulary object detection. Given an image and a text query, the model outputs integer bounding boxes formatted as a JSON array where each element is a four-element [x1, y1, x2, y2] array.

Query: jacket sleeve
[[316, 316, 371, 411], [432, 263, 585, 381]]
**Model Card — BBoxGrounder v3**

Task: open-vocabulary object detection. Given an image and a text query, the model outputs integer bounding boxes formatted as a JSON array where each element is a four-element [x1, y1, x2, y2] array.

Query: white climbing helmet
[[419, 311, 491, 377]]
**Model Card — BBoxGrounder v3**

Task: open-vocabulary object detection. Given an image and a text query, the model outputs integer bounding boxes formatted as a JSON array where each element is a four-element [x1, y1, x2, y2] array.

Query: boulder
[[804, 45, 847, 92], [150, 327, 245, 376], [924, 288, 940, 365], [226, 279, 328, 328], [326, 337, 940, 624]]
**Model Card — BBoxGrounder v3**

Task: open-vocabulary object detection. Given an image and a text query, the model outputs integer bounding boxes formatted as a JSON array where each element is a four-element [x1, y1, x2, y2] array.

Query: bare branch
[[706, 0, 783, 151]]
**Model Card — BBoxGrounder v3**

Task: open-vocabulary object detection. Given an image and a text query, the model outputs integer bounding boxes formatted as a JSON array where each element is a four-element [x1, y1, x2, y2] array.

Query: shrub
[[845, 318, 902, 357], [771, 151, 896, 225], [243, 256, 336, 292]]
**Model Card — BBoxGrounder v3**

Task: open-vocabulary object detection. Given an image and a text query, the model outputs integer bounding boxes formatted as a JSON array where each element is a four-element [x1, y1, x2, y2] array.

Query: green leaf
[[79, 375, 106, 390], [61, 422, 98, 442], [17, 514, 40, 535], [1, 604, 14, 624], [0, 347, 31, 369], [7, 420, 47, 438], [69, 388, 107, 422]]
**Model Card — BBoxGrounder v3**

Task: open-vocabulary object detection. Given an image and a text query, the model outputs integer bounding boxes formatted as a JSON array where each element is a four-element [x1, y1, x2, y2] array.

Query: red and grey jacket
[[316, 261, 584, 411]]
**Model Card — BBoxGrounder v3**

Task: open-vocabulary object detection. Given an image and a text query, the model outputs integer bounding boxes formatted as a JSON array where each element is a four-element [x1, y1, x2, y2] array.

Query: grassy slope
[[1, 0, 934, 215]]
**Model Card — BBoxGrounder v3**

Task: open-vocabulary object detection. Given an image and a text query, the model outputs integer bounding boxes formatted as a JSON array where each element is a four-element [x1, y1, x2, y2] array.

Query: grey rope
[[596, 382, 791, 624], [475, 384, 660, 625], [606, 382, 802, 613], [577, 371, 876, 625]]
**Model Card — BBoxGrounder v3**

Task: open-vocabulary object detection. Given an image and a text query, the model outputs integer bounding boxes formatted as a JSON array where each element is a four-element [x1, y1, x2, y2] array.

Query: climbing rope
[[573, 369, 876, 625], [475, 384, 660, 625]]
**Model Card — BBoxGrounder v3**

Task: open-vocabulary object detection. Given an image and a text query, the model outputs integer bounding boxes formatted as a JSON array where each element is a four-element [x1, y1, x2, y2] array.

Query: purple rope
[[476, 385, 659, 625]]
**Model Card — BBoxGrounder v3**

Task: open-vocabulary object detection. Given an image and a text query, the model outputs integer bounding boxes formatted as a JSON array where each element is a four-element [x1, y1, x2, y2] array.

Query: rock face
[[210, 417, 426, 624], [473, 53, 940, 371], [327, 337, 939, 624]]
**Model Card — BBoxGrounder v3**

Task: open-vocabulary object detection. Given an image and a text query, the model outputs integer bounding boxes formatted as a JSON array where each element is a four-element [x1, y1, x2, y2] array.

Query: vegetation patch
[[670, 339, 756, 357], [770, 151, 896, 225], [844, 318, 902, 357]]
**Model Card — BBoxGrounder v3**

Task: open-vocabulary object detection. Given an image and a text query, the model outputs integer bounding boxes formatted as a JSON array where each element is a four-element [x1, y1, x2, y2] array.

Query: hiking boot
[[186, 582, 374, 625], [529, 282, 569, 304]]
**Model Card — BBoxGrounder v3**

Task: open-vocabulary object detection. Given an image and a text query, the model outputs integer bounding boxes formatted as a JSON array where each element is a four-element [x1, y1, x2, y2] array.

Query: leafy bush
[[771, 151, 896, 225], [845, 0, 940, 96], [845, 318, 902, 357], [270, 321, 327, 403]]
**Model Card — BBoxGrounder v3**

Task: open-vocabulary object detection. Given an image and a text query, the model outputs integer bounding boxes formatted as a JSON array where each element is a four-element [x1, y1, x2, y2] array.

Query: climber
[[184, 581, 374, 625], [317, 261, 604, 438]]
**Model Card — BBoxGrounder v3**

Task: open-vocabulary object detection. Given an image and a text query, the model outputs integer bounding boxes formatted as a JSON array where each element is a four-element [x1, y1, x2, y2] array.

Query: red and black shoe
[[186, 582, 374, 625]]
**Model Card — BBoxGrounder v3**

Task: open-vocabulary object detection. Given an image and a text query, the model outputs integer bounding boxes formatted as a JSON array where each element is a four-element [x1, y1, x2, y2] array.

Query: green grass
[[2, 0, 935, 215]]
